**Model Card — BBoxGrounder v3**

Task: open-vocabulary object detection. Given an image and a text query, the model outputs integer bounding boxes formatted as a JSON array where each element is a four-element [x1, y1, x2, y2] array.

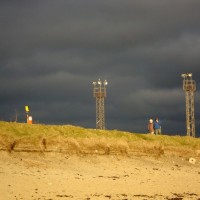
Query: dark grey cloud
[[0, 0, 200, 136]]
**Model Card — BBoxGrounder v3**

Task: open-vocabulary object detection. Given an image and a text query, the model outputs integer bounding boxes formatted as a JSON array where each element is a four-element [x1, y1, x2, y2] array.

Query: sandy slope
[[0, 151, 200, 200]]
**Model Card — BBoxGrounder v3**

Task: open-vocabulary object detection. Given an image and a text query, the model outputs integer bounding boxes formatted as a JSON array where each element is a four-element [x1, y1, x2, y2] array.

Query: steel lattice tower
[[181, 73, 196, 137], [92, 79, 108, 129]]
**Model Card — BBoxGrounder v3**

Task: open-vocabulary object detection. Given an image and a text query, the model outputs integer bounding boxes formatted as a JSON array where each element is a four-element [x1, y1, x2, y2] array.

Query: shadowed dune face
[[0, 134, 200, 159], [0, 121, 200, 158]]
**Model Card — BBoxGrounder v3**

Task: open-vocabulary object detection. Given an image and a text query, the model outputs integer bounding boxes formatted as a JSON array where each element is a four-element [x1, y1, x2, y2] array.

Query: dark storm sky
[[1, 0, 200, 136]]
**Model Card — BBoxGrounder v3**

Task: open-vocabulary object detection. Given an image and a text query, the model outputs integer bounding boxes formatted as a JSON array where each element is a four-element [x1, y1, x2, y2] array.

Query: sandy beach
[[0, 151, 200, 200]]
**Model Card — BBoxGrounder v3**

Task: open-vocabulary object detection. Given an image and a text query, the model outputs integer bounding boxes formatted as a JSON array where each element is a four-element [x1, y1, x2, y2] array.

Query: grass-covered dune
[[0, 121, 200, 158]]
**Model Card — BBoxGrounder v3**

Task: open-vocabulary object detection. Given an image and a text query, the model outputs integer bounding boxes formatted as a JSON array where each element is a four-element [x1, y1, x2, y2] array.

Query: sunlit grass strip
[[0, 121, 200, 149]]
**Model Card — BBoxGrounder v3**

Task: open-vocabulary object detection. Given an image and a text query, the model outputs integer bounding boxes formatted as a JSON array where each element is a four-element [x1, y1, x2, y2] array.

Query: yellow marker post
[[25, 106, 32, 124], [25, 106, 29, 112]]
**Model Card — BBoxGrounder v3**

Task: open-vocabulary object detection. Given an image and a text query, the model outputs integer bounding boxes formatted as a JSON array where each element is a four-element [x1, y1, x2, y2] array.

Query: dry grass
[[0, 121, 200, 158]]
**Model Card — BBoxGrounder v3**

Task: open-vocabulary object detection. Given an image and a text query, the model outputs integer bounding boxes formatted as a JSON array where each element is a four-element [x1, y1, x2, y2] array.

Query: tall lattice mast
[[181, 73, 196, 137], [92, 79, 108, 129]]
